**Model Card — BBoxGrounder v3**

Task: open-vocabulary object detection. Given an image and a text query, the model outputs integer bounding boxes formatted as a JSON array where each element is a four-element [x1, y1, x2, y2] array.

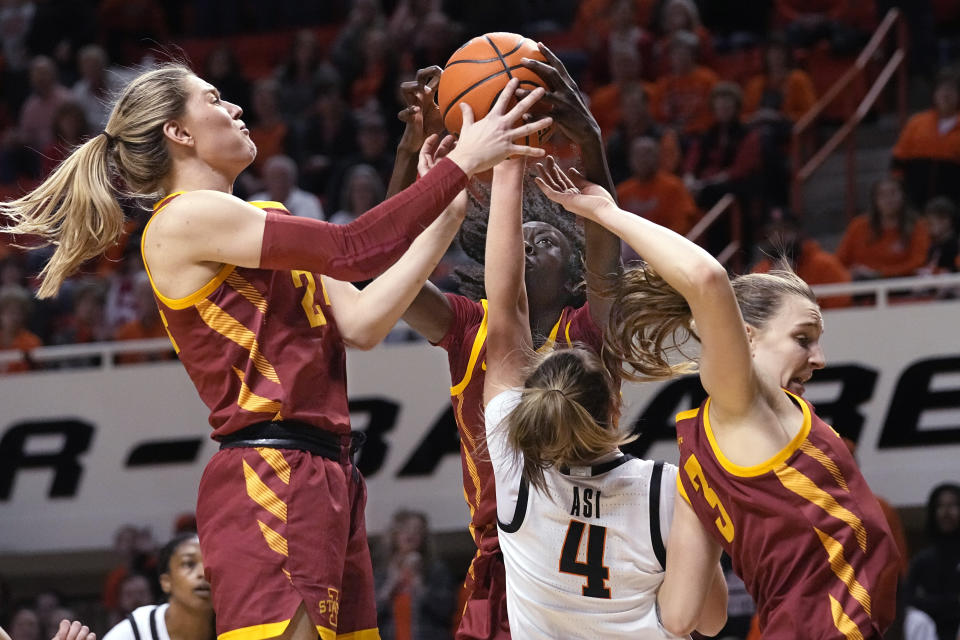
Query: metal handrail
[[812, 272, 960, 307], [790, 8, 908, 217], [685, 193, 741, 269]]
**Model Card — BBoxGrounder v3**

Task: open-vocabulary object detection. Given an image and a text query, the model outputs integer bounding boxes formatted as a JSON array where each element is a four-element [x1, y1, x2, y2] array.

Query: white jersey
[[486, 390, 684, 640], [102, 604, 170, 640]]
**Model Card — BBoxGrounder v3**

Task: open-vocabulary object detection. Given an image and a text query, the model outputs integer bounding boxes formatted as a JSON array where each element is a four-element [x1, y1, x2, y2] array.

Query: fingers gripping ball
[[438, 32, 554, 147]]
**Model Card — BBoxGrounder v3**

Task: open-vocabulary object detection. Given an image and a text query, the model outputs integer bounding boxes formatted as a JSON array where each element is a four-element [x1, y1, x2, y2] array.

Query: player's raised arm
[[533, 161, 759, 417], [519, 43, 621, 327], [483, 157, 531, 405]]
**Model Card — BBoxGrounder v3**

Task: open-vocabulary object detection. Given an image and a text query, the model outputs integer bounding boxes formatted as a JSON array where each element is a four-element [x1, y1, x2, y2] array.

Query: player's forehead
[[523, 221, 566, 241]]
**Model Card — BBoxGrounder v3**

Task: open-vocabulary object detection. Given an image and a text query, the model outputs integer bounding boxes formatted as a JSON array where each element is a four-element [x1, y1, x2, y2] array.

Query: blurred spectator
[[892, 70, 960, 207], [652, 0, 715, 77], [588, 44, 648, 137], [104, 242, 145, 333], [326, 112, 394, 213], [296, 86, 357, 196], [905, 483, 960, 640], [102, 524, 158, 626], [774, 0, 876, 55], [32, 591, 61, 639], [23, 0, 96, 73], [111, 574, 155, 628], [572, 0, 655, 83], [605, 83, 681, 182], [10, 55, 72, 175], [348, 27, 400, 114], [683, 82, 762, 210], [52, 278, 108, 345], [275, 29, 338, 127], [0, 285, 41, 373], [41, 100, 91, 176], [650, 30, 719, 137], [6, 608, 39, 640], [329, 164, 385, 225], [331, 0, 386, 86], [834, 177, 932, 279], [697, 0, 772, 51], [247, 78, 289, 175], [250, 155, 325, 220], [387, 0, 438, 48], [408, 10, 460, 74], [102, 533, 214, 640], [374, 510, 454, 640], [920, 196, 959, 275], [113, 272, 174, 364], [743, 36, 817, 123], [616, 136, 700, 238], [203, 44, 250, 113], [753, 208, 852, 307], [0, 0, 36, 72], [71, 44, 114, 130]]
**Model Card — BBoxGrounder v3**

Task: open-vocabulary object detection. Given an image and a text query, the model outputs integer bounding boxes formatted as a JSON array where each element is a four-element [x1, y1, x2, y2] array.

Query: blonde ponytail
[[506, 348, 628, 494], [2, 133, 123, 298], [603, 263, 699, 383], [1, 63, 194, 298]]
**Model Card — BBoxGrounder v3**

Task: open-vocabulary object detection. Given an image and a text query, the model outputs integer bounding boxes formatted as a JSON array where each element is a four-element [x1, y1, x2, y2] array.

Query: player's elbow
[[658, 599, 700, 637], [339, 326, 384, 351], [695, 605, 728, 637]]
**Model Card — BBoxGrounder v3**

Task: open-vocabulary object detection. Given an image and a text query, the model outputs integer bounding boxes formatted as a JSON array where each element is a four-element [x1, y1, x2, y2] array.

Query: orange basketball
[[437, 32, 554, 147]]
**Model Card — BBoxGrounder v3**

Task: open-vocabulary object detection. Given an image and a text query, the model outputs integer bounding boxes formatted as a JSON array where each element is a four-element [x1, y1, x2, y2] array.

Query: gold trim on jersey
[[242, 459, 287, 522], [257, 519, 289, 556], [801, 441, 850, 491], [538, 311, 565, 351], [675, 408, 700, 422], [218, 620, 290, 640], [829, 594, 866, 640], [226, 271, 269, 314], [702, 391, 812, 477], [815, 527, 872, 616], [141, 194, 238, 310], [257, 448, 291, 484], [247, 200, 286, 210], [450, 301, 489, 396], [198, 298, 280, 383], [776, 465, 868, 552]]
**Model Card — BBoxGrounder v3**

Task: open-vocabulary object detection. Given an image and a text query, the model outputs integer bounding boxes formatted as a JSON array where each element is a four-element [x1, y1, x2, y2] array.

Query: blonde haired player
[[480, 156, 728, 639]]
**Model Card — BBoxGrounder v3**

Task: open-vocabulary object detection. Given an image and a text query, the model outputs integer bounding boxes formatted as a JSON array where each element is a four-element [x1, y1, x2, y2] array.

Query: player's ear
[[159, 572, 172, 595]]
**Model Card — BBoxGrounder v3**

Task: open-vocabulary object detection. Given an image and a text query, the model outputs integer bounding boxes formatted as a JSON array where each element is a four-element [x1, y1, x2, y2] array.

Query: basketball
[[437, 32, 554, 147]]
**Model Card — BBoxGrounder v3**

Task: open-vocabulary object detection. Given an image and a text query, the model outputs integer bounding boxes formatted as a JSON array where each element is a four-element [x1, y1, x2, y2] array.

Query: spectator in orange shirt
[[743, 36, 817, 123], [753, 208, 852, 308], [605, 83, 682, 183], [891, 70, 960, 207], [919, 196, 959, 276], [835, 177, 932, 279], [247, 78, 289, 176], [616, 136, 700, 241], [0, 285, 42, 373], [651, 0, 716, 78], [651, 30, 719, 137], [113, 272, 175, 364], [589, 44, 648, 137], [52, 279, 109, 346]]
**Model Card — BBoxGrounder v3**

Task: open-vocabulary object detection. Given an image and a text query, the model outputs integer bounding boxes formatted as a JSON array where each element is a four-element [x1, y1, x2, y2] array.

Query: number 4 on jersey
[[559, 520, 611, 598]]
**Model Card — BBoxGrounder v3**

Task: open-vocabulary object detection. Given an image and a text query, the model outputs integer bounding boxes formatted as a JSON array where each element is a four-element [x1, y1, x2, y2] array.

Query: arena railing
[[790, 8, 908, 218], [3, 272, 960, 372], [685, 193, 742, 270]]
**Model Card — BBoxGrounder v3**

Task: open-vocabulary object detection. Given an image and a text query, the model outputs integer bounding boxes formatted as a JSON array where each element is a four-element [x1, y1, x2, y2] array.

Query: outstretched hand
[[517, 42, 601, 145], [445, 78, 552, 176], [397, 66, 444, 154], [51, 620, 95, 640], [533, 156, 615, 220], [418, 133, 458, 177]]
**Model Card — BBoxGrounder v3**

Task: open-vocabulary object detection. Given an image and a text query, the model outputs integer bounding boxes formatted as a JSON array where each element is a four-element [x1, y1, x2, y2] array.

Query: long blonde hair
[[507, 347, 627, 494], [1, 64, 194, 298], [604, 264, 817, 382]]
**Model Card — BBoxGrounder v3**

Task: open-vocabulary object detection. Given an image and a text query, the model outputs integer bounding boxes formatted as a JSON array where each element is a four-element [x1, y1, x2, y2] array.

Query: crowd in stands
[[1, 0, 960, 368]]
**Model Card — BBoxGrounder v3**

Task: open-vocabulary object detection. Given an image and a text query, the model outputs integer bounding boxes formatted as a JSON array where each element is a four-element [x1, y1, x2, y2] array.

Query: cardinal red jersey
[[675, 392, 899, 639], [435, 294, 603, 553], [142, 193, 350, 438]]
